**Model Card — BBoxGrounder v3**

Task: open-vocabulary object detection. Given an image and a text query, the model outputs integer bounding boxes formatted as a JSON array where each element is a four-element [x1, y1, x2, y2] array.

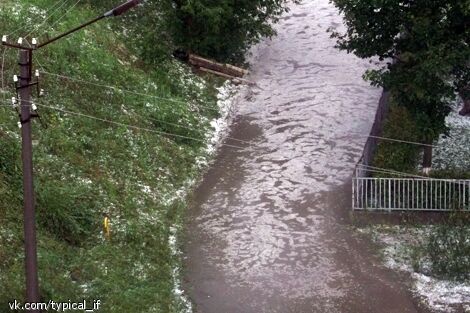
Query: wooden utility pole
[[1, 2, 141, 309], [19, 49, 40, 311]]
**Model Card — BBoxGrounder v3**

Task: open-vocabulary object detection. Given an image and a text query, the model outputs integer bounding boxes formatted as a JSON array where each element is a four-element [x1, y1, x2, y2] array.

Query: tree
[[86, 0, 297, 63], [170, 0, 297, 63], [331, 0, 470, 167]]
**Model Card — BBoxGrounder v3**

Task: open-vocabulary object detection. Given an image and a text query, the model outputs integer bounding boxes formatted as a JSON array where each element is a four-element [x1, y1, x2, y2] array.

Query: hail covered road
[[183, 1, 430, 312]]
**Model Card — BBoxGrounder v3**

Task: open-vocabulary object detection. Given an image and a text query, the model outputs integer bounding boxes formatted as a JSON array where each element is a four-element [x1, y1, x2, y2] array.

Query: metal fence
[[352, 86, 470, 211], [353, 174, 470, 211]]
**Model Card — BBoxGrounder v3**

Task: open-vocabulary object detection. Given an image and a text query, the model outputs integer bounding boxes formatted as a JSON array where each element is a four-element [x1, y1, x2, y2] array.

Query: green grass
[[0, 2, 222, 312], [418, 222, 470, 282]]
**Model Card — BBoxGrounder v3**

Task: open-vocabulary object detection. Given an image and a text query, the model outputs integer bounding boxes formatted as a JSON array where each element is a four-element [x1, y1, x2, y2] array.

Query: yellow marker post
[[103, 214, 110, 240]]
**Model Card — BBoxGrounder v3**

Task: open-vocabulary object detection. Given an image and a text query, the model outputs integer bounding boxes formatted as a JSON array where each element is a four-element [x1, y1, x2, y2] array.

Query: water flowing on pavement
[[183, 1, 431, 312]]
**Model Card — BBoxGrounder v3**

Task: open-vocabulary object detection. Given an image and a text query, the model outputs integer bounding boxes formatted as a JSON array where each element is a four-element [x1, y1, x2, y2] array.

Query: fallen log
[[188, 54, 249, 78], [173, 49, 249, 78], [198, 67, 255, 86]]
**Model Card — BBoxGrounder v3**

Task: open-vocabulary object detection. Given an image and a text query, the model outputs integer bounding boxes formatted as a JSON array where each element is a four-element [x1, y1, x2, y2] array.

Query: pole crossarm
[[1, 41, 33, 50]]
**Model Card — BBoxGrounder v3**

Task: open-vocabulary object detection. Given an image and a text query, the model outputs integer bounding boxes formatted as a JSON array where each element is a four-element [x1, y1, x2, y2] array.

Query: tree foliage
[[171, 0, 296, 62], [331, 0, 470, 141], [89, 0, 295, 63]]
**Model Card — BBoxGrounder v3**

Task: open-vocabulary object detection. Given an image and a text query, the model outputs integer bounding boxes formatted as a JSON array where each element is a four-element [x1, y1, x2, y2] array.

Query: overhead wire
[[0, 98, 247, 150], [40, 71, 452, 149], [1, 3, 467, 182], [40, 71, 451, 148], [6, 0, 70, 37], [40, 71, 222, 112], [338, 132, 437, 148], [357, 167, 413, 177], [35, 0, 83, 39], [355, 163, 470, 187], [355, 163, 429, 179], [22, 0, 77, 39], [1, 47, 7, 102], [0, 63, 250, 145], [25, 58, 255, 146], [35, 56, 46, 71], [128, 110, 254, 146], [1, 72, 464, 177], [0, 101, 439, 155], [36, 102, 247, 150], [0, 100, 462, 181]]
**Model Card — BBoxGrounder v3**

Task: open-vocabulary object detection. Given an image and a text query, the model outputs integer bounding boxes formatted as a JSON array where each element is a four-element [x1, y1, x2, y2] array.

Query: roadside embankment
[[0, 2, 237, 311]]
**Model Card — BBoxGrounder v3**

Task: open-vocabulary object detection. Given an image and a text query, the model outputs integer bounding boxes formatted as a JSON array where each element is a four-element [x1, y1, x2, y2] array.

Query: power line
[[35, 49, 227, 139], [0, 99, 248, 150], [40, 72, 444, 148], [23, 0, 77, 39], [35, 0, 83, 39], [3, 99, 245, 150], [356, 163, 470, 187], [0, 104, 457, 180], [340, 132, 437, 148], [116, 101, 253, 146], [356, 163, 429, 179], [357, 164, 419, 178], [68, 91, 251, 146], [358, 167, 415, 178], [358, 167, 412, 177], [37, 102, 246, 149], [7, 0, 71, 37], [130, 111, 254, 146], [40, 71, 221, 112], [15, 57, 251, 145], [34, 55, 46, 72], [1, 47, 7, 102], [366, 134, 436, 148], [15, 66, 247, 144]]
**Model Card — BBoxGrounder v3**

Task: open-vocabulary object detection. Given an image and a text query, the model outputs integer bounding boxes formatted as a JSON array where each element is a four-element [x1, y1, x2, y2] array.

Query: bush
[[373, 104, 421, 174], [429, 169, 470, 180], [426, 223, 470, 281], [85, 0, 295, 64]]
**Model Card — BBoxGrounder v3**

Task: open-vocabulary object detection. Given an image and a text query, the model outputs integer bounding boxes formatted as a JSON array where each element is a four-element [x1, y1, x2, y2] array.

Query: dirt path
[[183, 1, 432, 312]]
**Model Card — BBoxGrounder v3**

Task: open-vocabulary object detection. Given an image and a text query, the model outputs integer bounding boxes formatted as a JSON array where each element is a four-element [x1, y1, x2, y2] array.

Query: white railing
[[352, 170, 470, 212]]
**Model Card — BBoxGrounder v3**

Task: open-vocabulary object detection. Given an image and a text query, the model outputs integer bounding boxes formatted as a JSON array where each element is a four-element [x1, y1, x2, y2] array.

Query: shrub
[[426, 223, 470, 281], [430, 169, 470, 180], [373, 104, 421, 174]]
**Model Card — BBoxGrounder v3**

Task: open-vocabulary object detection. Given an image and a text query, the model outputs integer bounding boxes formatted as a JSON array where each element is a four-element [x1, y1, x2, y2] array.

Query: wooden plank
[[188, 53, 249, 78], [198, 67, 255, 85]]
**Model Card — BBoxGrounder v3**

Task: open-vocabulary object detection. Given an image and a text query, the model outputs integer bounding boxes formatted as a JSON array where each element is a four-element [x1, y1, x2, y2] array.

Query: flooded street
[[183, 0, 430, 312]]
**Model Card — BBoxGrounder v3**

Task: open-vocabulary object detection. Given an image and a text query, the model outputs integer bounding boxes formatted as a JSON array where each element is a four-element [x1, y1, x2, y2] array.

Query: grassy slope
[[0, 1, 220, 312]]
